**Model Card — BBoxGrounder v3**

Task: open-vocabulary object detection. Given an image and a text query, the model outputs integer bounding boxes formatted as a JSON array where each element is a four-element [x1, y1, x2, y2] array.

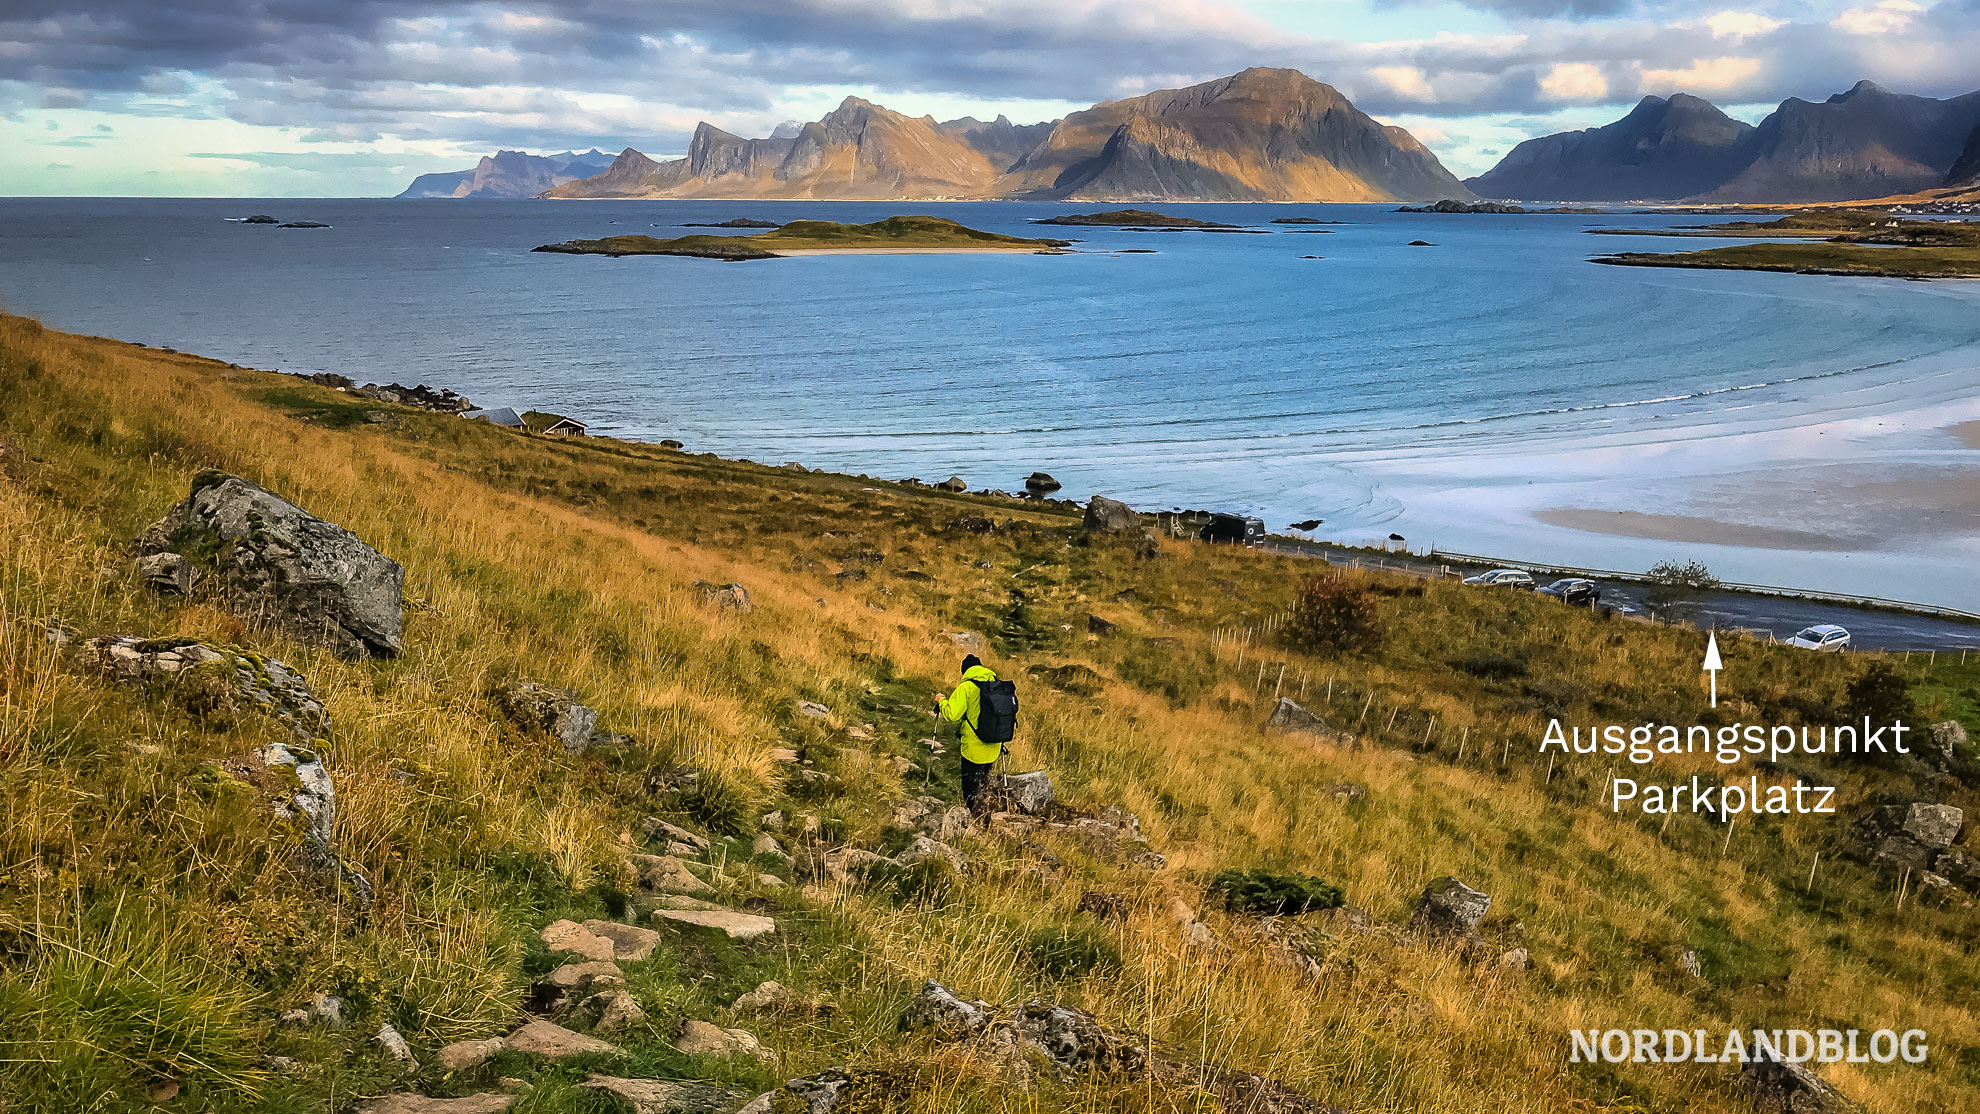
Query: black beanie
[[960, 654, 982, 674]]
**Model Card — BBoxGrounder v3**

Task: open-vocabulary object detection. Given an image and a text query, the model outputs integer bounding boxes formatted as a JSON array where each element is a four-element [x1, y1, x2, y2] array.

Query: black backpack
[[972, 678, 1019, 745]]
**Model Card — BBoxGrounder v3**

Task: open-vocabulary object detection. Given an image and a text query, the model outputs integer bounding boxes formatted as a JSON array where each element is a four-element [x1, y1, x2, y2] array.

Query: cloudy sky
[[3, 0, 1977, 195]]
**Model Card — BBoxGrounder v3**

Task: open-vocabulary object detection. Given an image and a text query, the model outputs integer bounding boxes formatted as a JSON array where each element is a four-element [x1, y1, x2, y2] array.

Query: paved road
[[1262, 539, 1980, 653]]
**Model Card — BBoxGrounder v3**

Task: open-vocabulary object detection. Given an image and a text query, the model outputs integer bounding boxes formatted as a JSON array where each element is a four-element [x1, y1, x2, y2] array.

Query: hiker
[[933, 654, 1019, 815]]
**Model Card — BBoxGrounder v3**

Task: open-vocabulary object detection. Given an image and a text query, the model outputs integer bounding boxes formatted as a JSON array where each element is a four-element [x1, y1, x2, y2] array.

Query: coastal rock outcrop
[[136, 473, 405, 660]]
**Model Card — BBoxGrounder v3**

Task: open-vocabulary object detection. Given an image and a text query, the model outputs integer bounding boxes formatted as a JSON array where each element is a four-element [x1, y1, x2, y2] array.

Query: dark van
[[1200, 513, 1265, 546]]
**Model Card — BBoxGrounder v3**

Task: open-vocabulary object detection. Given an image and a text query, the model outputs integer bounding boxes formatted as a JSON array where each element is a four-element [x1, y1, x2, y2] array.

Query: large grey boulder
[[1081, 496, 1139, 534], [1902, 803, 1963, 849], [1410, 876, 1491, 937], [136, 473, 404, 659]]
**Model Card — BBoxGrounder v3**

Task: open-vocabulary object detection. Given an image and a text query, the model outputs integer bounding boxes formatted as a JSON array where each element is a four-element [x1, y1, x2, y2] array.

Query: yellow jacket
[[939, 664, 1004, 765]]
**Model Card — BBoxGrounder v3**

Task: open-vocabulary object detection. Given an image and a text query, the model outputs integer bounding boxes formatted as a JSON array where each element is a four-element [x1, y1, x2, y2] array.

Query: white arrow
[[1703, 631, 1723, 709]]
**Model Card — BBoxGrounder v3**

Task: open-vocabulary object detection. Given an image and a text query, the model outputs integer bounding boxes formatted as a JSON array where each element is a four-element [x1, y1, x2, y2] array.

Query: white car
[[1787, 624, 1851, 651], [1463, 569, 1536, 589]]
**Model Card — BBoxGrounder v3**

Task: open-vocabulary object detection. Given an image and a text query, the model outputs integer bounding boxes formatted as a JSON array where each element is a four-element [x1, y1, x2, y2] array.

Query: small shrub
[[1282, 575, 1382, 656], [1206, 869, 1345, 916], [1844, 661, 1917, 729], [1024, 922, 1122, 981], [680, 769, 758, 837], [1644, 560, 1720, 619]]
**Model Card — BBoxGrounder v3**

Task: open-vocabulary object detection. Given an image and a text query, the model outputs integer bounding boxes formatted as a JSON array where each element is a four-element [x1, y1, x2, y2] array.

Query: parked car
[[1787, 624, 1851, 651], [1537, 578, 1601, 607], [1462, 569, 1536, 590], [1199, 513, 1265, 546]]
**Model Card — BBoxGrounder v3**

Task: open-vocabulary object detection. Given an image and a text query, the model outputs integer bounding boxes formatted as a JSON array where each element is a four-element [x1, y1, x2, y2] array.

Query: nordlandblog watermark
[[1570, 1028, 1928, 1065]]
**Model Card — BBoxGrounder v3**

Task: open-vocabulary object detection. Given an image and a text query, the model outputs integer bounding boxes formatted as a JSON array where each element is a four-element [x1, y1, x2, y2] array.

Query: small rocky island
[[1030, 209, 1235, 228], [1590, 211, 1980, 278], [1398, 199, 1605, 215], [682, 217, 782, 228], [535, 216, 1072, 261]]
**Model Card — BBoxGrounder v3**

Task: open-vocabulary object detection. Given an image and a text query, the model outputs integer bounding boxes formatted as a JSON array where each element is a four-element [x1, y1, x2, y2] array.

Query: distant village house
[[462, 406, 588, 437]]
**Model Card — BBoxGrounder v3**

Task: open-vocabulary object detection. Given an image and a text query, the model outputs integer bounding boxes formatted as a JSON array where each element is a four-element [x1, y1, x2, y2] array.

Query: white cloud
[[1640, 55, 1762, 91], [1538, 62, 1608, 101], [1704, 11, 1785, 39], [1831, 0, 1925, 36], [1371, 65, 1434, 100]]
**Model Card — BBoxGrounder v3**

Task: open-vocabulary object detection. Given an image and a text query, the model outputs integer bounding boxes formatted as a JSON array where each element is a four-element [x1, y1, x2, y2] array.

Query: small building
[[522, 410, 588, 437], [462, 406, 525, 428]]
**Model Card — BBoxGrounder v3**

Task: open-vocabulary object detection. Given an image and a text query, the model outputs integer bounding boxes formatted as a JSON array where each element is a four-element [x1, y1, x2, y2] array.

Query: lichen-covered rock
[[1926, 721, 1967, 769], [1738, 1052, 1863, 1113], [673, 1018, 773, 1062], [376, 1023, 418, 1072], [137, 551, 200, 594], [80, 636, 371, 905], [998, 771, 1054, 814], [1014, 1002, 1149, 1077], [492, 681, 599, 754], [1902, 803, 1963, 849], [902, 980, 992, 1035], [255, 739, 371, 905], [785, 1068, 901, 1114], [135, 473, 404, 659], [1410, 876, 1491, 938], [79, 636, 330, 743], [581, 1074, 749, 1114]]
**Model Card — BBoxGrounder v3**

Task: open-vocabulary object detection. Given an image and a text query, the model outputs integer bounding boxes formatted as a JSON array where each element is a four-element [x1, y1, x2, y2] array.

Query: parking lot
[[1262, 538, 1980, 652]]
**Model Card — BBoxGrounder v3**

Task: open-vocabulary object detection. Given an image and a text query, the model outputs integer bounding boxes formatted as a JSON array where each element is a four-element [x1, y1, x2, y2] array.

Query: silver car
[[1786, 624, 1850, 651], [1462, 569, 1536, 590]]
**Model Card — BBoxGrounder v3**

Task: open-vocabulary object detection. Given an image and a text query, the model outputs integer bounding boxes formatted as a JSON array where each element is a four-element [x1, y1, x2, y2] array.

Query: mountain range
[[533, 68, 1470, 203], [1469, 81, 1980, 203], [397, 149, 614, 199]]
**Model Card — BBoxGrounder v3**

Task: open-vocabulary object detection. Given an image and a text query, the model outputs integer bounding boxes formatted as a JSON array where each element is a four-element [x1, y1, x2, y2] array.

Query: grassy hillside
[[1, 314, 1975, 1113], [533, 217, 1073, 259]]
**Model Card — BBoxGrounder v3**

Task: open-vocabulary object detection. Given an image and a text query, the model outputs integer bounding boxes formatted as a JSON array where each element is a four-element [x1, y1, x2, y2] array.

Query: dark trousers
[[961, 758, 995, 816]]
